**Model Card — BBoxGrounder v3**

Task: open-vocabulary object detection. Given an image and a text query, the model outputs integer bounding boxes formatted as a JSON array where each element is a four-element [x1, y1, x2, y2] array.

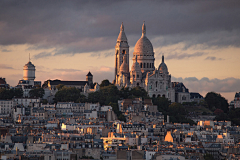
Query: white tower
[[23, 55, 35, 86], [114, 22, 129, 83]]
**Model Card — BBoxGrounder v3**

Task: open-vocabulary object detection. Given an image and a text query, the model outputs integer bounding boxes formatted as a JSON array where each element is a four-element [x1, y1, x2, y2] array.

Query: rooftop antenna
[[29, 53, 31, 62]]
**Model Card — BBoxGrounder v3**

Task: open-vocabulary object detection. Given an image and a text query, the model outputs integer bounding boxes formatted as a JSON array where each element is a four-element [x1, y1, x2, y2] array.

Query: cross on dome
[[120, 22, 124, 31], [142, 21, 146, 37]]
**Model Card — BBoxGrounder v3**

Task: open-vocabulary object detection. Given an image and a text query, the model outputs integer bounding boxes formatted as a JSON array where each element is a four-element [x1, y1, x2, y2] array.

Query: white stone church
[[113, 22, 190, 103]]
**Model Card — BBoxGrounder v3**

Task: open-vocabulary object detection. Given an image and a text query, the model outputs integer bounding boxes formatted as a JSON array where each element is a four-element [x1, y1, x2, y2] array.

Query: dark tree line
[[152, 97, 196, 125], [0, 88, 23, 100]]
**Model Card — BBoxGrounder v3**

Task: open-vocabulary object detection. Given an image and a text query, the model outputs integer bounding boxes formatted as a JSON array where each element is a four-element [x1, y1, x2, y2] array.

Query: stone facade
[[114, 22, 175, 102]]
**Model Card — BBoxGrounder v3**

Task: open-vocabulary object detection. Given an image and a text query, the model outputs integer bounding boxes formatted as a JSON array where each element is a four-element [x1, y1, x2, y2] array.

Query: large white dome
[[133, 22, 154, 56]]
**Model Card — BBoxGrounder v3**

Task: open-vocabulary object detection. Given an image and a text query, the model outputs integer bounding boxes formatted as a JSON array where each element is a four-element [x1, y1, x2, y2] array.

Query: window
[[140, 63, 142, 68], [144, 63, 146, 68], [137, 74, 139, 78], [147, 63, 149, 68], [156, 81, 158, 87]]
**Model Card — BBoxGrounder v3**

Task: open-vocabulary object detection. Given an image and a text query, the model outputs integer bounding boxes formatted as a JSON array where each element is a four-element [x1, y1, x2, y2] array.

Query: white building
[[13, 97, 40, 107], [114, 23, 191, 103], [0, 100, 13, 115]]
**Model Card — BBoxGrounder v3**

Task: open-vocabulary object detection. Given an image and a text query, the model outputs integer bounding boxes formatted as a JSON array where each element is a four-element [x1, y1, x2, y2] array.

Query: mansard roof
[[49, 80, 89, 86]]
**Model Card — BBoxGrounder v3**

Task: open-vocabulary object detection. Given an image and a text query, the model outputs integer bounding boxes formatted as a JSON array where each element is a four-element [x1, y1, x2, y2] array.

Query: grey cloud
[[205, 56, 224, 61], [0, 1, 240, 56], [33, 52, 52, 59], [165, 52, 207, 60], [1, 49, 11, 52], [0, 64, 14, 69], [172, 76, 240, 93]]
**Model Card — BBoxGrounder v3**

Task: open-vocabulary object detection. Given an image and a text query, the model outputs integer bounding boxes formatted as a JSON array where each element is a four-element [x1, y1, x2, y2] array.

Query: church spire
[[117, 22, 127, 42], [120, 22, 124, 31], [142, 21, 146, 37]]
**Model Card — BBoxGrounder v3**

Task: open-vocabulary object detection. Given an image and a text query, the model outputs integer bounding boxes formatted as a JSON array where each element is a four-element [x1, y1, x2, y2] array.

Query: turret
[[115, 22, 129, 83], [86, 71, 93, 85]]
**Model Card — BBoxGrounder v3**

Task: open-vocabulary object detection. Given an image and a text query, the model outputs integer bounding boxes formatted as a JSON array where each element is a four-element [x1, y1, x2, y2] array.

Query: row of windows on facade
[[0, 102, 12, 104]]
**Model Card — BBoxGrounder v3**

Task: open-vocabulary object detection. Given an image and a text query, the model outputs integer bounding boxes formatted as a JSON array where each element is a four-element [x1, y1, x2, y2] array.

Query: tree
[[100, 79, 111, 88], [56, 84, 65, 90], [152, 97, 170, 113], [205, 92, 229, 113], [0, 88, 23, 99], [54, 87, 81, 102], [29, 87, 45, 98]]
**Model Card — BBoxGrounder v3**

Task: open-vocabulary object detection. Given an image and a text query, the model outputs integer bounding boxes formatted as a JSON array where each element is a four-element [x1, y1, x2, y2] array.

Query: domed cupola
[[133, 22, 154, 56], [119, 54, 129, 73], [158, 55, 168, 74], [132, 22, 155, 73]]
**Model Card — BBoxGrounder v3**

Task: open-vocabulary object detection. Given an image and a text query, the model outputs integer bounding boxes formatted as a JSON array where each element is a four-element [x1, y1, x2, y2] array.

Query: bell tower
[[115, 22, 129, 83]]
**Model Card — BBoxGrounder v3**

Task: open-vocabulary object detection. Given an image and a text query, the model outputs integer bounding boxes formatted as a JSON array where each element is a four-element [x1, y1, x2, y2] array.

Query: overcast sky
[[1, 0, 240, 101]]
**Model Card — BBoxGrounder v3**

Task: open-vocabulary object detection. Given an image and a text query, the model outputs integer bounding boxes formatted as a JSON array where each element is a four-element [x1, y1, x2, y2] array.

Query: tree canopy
[[205, 92, 228, 112], [0, 88, 23, 100], [29, 87, 45, 98], [54, 86, 86, 103]]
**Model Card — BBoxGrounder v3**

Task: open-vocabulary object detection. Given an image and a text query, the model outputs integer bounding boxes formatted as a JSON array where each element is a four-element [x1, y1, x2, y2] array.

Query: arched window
[[147, 63, 149, 68], [137, 74, 139, 78], [150, 63, 151, 68], [137, 83, 139, 86], [152, 63, 154, 68], [162, 94, 165, 98], [144, 63, 146, 68], [156, 81, 158, 87], [157, 95, 160, 98], [140, 63, 142, 68], [153, 94, 156, 98], [122, 50, 125, 54]]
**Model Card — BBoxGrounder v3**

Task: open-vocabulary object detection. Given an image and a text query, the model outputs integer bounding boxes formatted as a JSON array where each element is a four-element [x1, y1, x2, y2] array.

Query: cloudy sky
[[1, 1, 240, 101]]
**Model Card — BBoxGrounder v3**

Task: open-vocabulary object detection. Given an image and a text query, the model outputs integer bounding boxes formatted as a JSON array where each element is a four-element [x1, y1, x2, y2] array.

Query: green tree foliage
[[205, 92, 229, 112], [100, 79, 111, 88], [215, 108, 240, 125], [41, 99, 48, 104], [0, 88, 23, 99], [56, 84, 65, 90], [54, 86, 83, 103], [152, 97, 170, 113], [152, 98, 196, 125], [29, 87, 45, 98]]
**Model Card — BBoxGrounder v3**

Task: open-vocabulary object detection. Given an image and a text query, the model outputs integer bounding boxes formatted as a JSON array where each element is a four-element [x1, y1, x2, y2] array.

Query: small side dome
[[158, 55, 168, 73], [120, 55, 129, 73], [131, 55, 141, 72]]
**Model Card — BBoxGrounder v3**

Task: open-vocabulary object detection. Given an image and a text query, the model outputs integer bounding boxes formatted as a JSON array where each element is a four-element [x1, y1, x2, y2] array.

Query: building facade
[[114, 23, 176, 102]]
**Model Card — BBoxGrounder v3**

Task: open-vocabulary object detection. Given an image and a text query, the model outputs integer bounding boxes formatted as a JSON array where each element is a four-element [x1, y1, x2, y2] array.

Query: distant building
[[0, 100, 13, 115], [48, 71, 95, 91], [172, 82, 190, 103], [190, 92, 204, 103], [0, 77, 9, 88], [234, 92, 240, 108]]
